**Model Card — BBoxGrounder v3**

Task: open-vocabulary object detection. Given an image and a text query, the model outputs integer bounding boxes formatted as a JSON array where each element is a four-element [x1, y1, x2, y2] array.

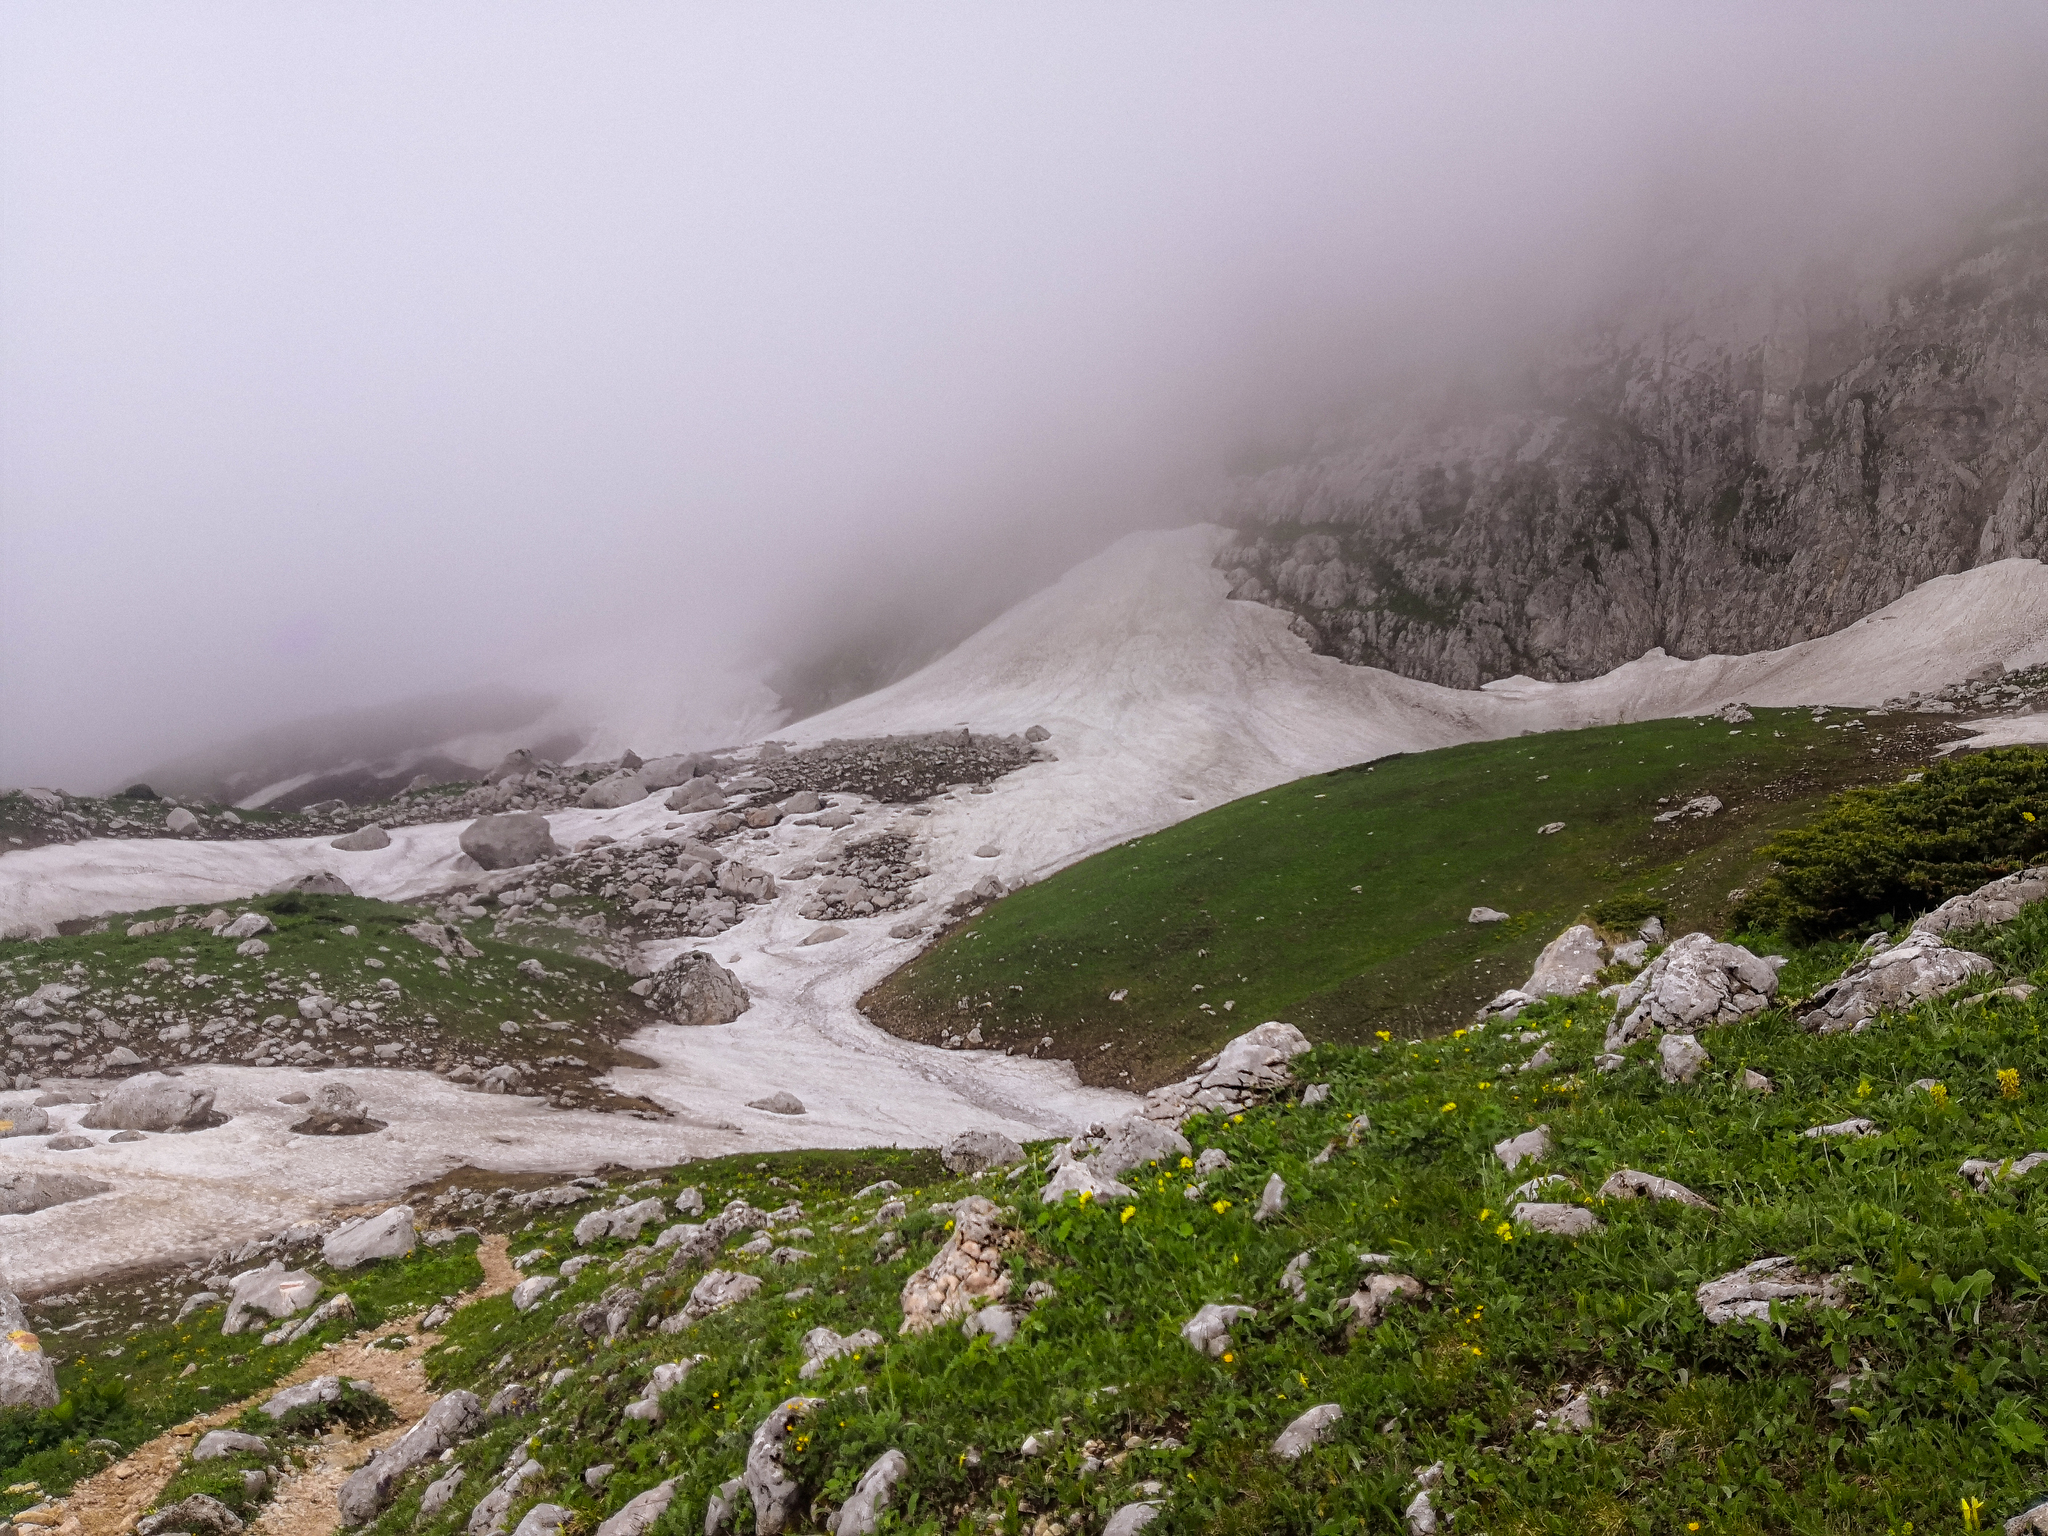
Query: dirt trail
[[51, 1236, 514, 1536]]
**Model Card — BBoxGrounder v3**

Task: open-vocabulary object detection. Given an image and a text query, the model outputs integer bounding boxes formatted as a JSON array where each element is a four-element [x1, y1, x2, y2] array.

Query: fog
[[5, 3, 2047, 791]]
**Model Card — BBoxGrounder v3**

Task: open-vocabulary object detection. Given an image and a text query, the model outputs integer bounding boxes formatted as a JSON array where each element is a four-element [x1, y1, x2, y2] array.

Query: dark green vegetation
[[866, 708, 1958, 1088], [302, 901, 2048, 1536], [0, 892, 660, 1106], [0, 1240, 483, 1519], [1733, 748, 2048, 941]]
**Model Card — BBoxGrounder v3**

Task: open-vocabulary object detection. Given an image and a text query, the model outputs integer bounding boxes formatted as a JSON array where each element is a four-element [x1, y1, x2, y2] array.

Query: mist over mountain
[[1218, 195, 2048, 687]]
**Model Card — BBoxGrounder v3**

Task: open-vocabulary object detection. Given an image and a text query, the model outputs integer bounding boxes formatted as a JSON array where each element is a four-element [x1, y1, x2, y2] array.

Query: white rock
[[1801, 1118, 1878, 1139], [825, 1448, 908, 1536], [331, 825, 391, 852], [1607, 932, 1778, 1050], [1657, 1032, 1710, 1084], [1521, 923, 1606, 997], [1467, 906, 1509, 924], [1180, 1302, 1258, 1358], [1271, 1402, 1342, 1460], [1493, 1125, 1551, 1170], [799, 1325, 884, 1379], [323, 1206, 417, 1268], [1913, 866, 2048, 937], [1695, 1256, 1852, 1325], [222, 1263, 320, 1335], [1101, 1504, 1160, 1536], [79, 1073, 217, 1132], [1038, 1160, 1135, 1205], [511, 1275, 559, 1312], [0, 1290, 59, 1408], [1253, 1173, 1287, 1223], [1798, 932, 1997, 1034], [1596, 1168, 1715, 1209], [743, 1396, 820, 1536], [1512, 1202, 1603, 1237], [220, 912, 275, 939], [1960, 1153, 2048, 1192]]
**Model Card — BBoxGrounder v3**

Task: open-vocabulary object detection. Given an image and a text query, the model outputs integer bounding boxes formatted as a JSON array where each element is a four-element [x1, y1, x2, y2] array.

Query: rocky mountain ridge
[[1219, 208, 2048, 688]]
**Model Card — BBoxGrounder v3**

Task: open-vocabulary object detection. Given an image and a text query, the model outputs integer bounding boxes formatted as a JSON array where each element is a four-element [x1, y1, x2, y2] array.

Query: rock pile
[[1605, 932, 1779, 1049], [1798, 932, 1995, 1035], [1140, 1021, 1313, 1123], [640, 951, 749, 1025], [900, 1196, 1011, 1333]]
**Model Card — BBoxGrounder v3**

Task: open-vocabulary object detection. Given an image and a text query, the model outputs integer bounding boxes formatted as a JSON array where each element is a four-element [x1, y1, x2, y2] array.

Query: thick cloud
[[4, 3, 2046, 788]]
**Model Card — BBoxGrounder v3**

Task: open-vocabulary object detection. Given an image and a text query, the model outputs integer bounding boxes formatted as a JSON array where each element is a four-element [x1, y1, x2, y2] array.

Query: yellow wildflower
[[2000, 1068, 2022, 1100], [1929, 1082, 1950, 1107], [1119, 1206, 1135, 1224], [1441, 1101, 1457, 1113], [1496, 1221, 1514, 1243], [1212, 1199, 1232, 1215]]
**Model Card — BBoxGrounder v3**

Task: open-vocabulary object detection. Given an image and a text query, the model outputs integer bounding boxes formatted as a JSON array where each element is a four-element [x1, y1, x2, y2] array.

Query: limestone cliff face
[[1218, 214, 2048, 687]]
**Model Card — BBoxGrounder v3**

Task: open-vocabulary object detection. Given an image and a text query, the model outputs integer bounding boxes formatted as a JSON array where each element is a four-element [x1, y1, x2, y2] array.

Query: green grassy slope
[[865, 708, 1954, 1088], [0, 893, 658, 1107], [69, 901, 2032, 1536]]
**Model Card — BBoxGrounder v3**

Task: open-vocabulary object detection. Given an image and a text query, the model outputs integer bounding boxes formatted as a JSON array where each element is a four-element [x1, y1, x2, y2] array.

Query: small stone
[[1801, 1118, 1879, 1139], [974, 845, 1000, 858], [1512, 1202, 1603, 1237], [1253, 1173, 1286, 1223], [1738, 1068, 1774, 1093], [1467, 906, 1509, 924], [331, 825, 391, 852], [1657, 1032, 1710, 1085], [1596, 1169, 1714, 1209], [748, 1091, 806, 1115], [1180, 1302, 1257, 1358], [1493, 1125, 1551, 1170], [1271, 1402, 1342, 1461]]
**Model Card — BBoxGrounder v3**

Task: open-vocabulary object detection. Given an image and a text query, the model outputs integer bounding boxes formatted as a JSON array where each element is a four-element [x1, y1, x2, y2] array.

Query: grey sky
[[5, 4, 2046, 789]]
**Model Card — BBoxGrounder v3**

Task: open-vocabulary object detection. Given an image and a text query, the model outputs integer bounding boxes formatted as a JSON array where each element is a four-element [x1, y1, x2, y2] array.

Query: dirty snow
[[6, 525, 2047, 1292]]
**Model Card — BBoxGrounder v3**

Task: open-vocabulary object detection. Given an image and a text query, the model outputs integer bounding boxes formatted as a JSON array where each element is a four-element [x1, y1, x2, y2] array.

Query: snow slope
[[6, 525, 2047, 1291]]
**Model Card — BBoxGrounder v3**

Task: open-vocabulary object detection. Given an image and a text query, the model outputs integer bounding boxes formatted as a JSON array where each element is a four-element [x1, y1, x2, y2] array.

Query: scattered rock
[[1798, 932, 1997, 1034], [1606, 932, 1778, 1050], [1339, 1274, 1424, 1343], [459, 811, 560, 870], [510, 1502, 572, 1536], [510, 1275, 559, 1312], [220, 911, 274, 939], [1271, 1402, 1342, 1460], [1101, 1505, 1159, 1536], [1802, 1118, 1879, 1139], [594, 1480, 678, 1536], [79, 1073, 218, 1132], [271, 871, 354, 897], [260, 1376, 345, 1419], [1913, 866, 2048, 938], [420, 1469, 466, 1521], [323, 1206, 416, 1268], [1596, 1169, 1715, 1209], [644, 950, 750, 1025], [1657, 1032, 1710, 1084], [743, 1396, 820, 1536], [902, 1196, 1010, 1333], [334, 1389, 484, 1524], [575, 1197, 668, 1246], [222, 1264, 321, 1335], [1254, 1174, 1287, 1223], [1653, 795, 1722, 823], [800, 925, 848, 946], [1521, 923, 1605, 996], [1467, 906, 1509, 924], [1142, 1021, 1312, 1124], [748, 1091, 806, 1115], [1493, 1125, 1551, 1170], [331, 824, 392, 852], [799, 1326, 884, 1380], [942, 1129, 1025, 1173], [1180, 1302, 1258, 1358], [1738, 1069, 1775, 1094], [289, 1081, 386, 1136], [1695, 1257, 1853, 1325], [673, 1269, 762, 1327], [0, 1106, 51, 1139], [1512, 1202, 1603, 1237], [579, 773, 649, 810], [165, 807, 200, 836], [824, 1448, 908, 1536], [1038, 1161, 1136, 1204], [1961, 1154, 2048, 1192], [140, 1494, 240, 1534], [0, 1290, 59, 1408], [193, 1430, 269, 1462]]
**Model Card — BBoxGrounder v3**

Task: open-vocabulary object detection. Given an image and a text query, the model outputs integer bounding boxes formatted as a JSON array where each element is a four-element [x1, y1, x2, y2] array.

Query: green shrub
[[1733, 748, 2048, 941]]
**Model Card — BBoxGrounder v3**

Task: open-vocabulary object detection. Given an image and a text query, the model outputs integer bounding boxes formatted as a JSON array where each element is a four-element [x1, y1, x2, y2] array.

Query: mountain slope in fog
[[1220, 205, 2048, 688]]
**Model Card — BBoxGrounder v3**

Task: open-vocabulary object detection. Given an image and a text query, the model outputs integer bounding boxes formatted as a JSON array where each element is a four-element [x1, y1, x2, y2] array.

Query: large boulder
[[269, 871, 354, 897], [825, 1448, 908, 1536], [1141, 1021, 1312, 1124], [485, 749, 538, 785], [942, 1129, 1025, 1174], [644, 951, 749, 1026], [0, 1168, 111, 1215], [717, 862, 777, 903], [324, 1206, 417, 1268], [665, 777, 725, 812], [901, 1196, 1010, 1333], [290, 1081, 386, 1136], [1521, 924, 1607, 997], [1913, 866, 2048, 938], [0, 1105, 50, 1138], [80, 1073, 218, 1132], [220, 911, 275, 939], [743, 1397, 820, 1536], [578, 773, 649, 811], [459, 812, 560, 871], [639, 754, 708, 791], [222, 1263, 320, 1335], [0, 1290, 59, 1408], [331, 824, 391, 852], [335, 1390, 484, 1524], [594, 1480, 679, 1536], [1695, 1257, 1852, 1325], [1605, 932, 1779, 1050], [1798, 932, 1996, 1035]]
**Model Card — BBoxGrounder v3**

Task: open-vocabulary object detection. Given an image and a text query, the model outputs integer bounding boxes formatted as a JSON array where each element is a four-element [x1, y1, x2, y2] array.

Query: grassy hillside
[[12, 903, 2039, 1533], [864, 708, 1956, 1088], [0, 893, 660, 1108]]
